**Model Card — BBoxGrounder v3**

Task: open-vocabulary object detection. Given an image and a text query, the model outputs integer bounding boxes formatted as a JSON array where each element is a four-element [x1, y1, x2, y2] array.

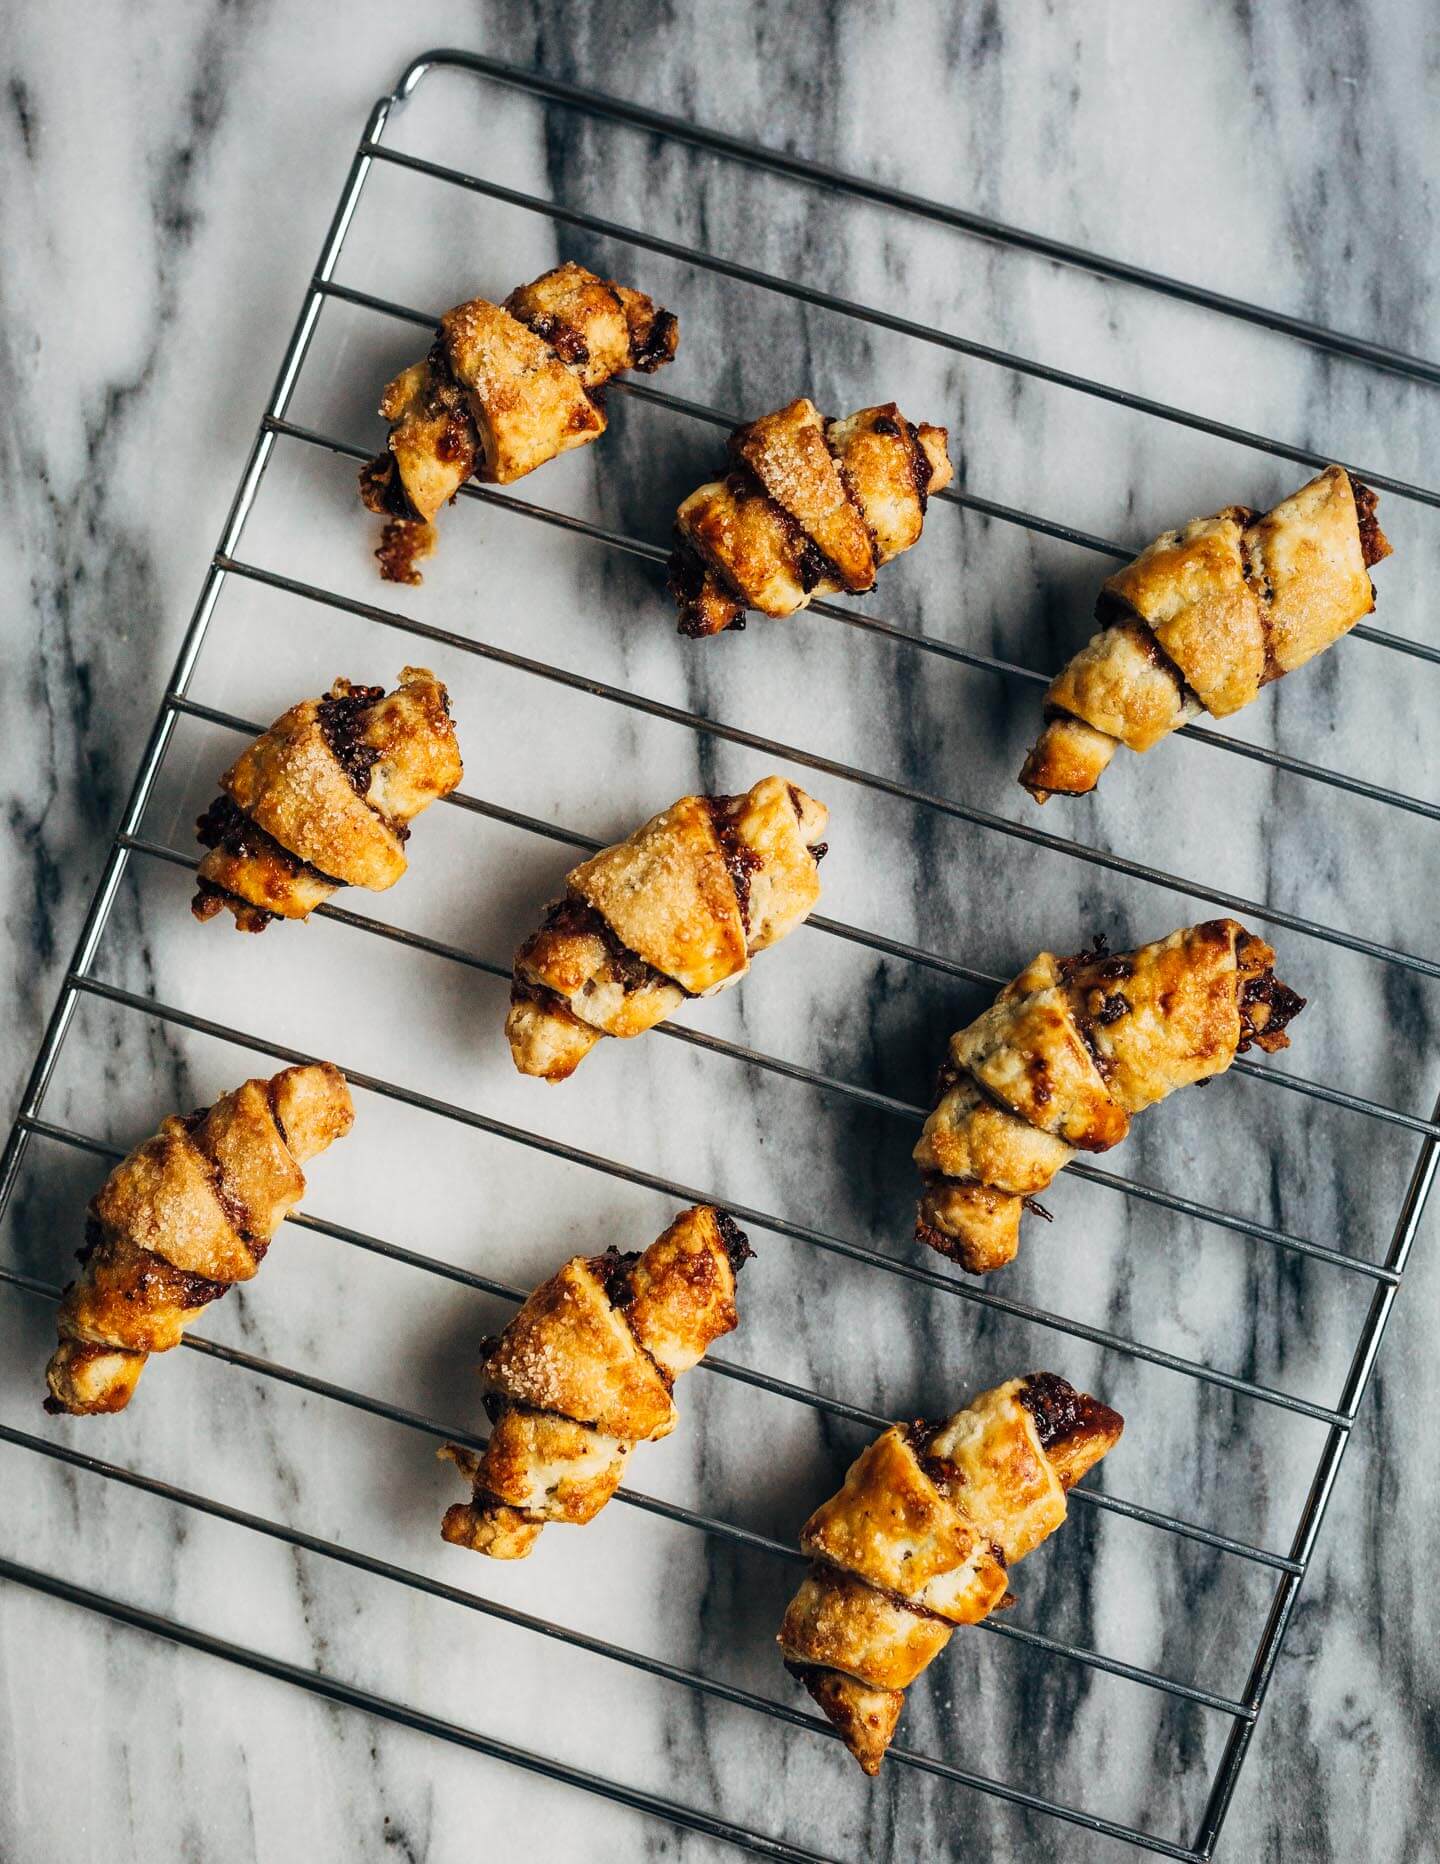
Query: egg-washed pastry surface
[[669, 396, 953, 636], [779, 1373, 1123, 1774], [440, 1205, 751, 1559], [1021, 465, 1392, 802], [914, 919, 1305, 1274], [359, 260, 679, 582], [506, 775, 829, 1081], [191, 666, 462, 932], [45, 1064, 354, 1415]]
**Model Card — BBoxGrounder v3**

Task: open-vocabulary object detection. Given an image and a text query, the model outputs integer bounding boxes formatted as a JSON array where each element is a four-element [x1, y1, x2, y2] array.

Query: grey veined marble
[[1, 3, 1436, 1860]]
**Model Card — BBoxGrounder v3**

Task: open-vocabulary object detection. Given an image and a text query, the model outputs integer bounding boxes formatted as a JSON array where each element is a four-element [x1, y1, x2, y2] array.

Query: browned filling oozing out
[[629, 307, 680, 373], [903, 419, 934, 512], [1057, 933, 1132, 987], [913, 1211, 957, 1259], [669, 540, 748, 636], [357, 452, 409, 519], [1346, 472, 1392, 570], [587, 1245, 642, 1309], [192, 794, 344, 932], [712, 1209, 755, 1274], [195, 795, 340, 886], [1237, 969, 1306, 1054], [1016, 1373, 1090, 1452], [373, 519, 435, 588], [190, 878, 276, 934], [1234, 929, 1306, 1053]]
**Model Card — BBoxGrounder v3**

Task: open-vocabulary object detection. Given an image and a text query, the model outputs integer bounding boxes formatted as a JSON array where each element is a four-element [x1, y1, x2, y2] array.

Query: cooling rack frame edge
[[2, 46, 1436, 1864]]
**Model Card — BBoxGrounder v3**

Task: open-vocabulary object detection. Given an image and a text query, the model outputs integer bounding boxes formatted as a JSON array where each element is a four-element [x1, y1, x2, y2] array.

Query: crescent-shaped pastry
[[1020, 466, 1392, 801], [914, 920, 1305, 1273], [506, 775, 830, 1080], [358, 260, 679, 582], [668, 397, 953, 635], [439, 1205, 751, 1558], [191, 667, 462, 931], [45, 1064, 354, 1415], [779, 1373, 1123, 1774]]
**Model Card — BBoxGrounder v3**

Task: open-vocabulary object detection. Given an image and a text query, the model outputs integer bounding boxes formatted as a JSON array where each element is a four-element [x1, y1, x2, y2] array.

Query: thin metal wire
[[60, 972, 1356, 1431], [0, 1393, 1251, 1733], [1193, 1089, 1440, 1854], [0, 1548, 1201, 1864], [111, 826, 1416, 1280], [0, 1264, 1260, 1746], [319, 277, 1440, 680], [1, 48, 1433, 1864], [396, 50, 1440, 392], [135, 692, 1440, 1153], [359, 138, 1440, 514], [12, 1114, 1306, 1577], [0, 1552, 840, 1864], [215, 549, 1440, 988]]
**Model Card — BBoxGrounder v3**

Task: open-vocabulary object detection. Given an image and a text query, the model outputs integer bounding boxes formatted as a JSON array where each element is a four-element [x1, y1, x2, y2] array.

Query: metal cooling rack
[[2, 48, 1436, 1862]]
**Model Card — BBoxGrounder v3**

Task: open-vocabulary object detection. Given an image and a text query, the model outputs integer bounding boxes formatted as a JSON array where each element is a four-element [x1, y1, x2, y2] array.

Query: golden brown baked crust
[[1021, 466, 1392, 801], [45, 1064, 354, 1415], [506, 775, 829, 1080], [359, 261, 679, 583], [191, 667, 462, 932], [440, 1206, 750, 1559], [779, 1374, 1123, 1773], [669, 398, 953, 636], [914, 920, 1305, 1273]]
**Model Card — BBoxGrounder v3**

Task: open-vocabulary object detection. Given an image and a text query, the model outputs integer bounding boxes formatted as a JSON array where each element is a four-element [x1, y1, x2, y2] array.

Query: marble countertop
[[2, 5, 1436, 1860]]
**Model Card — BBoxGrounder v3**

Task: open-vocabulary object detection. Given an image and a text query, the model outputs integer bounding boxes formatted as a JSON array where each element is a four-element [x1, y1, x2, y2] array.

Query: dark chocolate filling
[[712, 1209, 755, 1275], [904, 419, 934, 513], [514, 308, 590, 368], [1346, 471, 1390, 570], [669, 540, 748, 636], [587, 1245, 642, 1309], [1237, 969, 1307, 1053], [703, 798, 760, 933], [357, 452, 417, 522], [190, 880, 277, 932], [195, 795, 344, 890], [180, 1107, 261, 1255], [1056, 933, 1135, 987], [628, 306, 679, 373], [316, 682, 387, 797], [1016, 1372, 1087, 1451]]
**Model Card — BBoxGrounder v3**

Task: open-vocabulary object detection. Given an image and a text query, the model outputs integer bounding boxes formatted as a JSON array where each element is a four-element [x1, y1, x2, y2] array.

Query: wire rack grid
[[2, 47, 1436, 1863]]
